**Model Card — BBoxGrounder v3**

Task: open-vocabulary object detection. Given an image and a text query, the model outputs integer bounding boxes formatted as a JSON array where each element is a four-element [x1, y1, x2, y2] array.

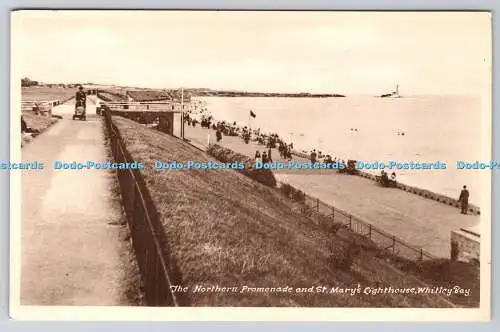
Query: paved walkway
[[21, 98, 135, 305], [185, 126, 480, 258]]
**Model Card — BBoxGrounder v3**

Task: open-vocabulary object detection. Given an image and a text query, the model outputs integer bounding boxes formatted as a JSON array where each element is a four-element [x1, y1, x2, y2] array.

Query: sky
[[12, 11, 491, 95]]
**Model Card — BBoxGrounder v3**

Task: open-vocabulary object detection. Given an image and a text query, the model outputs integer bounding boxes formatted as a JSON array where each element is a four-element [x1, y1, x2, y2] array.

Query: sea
[[195, 95, 488, 205]]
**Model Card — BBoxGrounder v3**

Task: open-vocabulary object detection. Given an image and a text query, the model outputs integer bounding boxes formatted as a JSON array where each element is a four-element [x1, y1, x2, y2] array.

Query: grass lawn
[[22, 87, 75, 102], [128, 90, 170, 102], [21, 113, 59, 147], [23, 113, 58, 134], [111, 116, 468, 308]]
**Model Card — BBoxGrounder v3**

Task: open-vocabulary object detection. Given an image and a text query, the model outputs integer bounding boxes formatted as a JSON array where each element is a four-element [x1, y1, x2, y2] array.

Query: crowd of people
[[379, 170, 397, 187], [182, 100, 355, 167], [182, 99, 470, 215]]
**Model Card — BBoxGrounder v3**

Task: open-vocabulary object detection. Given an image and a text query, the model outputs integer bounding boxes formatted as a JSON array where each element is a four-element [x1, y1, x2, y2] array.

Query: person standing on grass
[[459, 185, 470, 214]]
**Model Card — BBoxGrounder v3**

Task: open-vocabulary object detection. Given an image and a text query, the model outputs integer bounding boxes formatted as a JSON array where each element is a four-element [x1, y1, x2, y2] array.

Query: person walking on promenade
[[255, 151, 261, 162], [75, 85, 86, 109], [380, 170, 389, 187], [262, 151, 268, 164], [268, 148, 273, 162], [310, 149, 317, 164], [459, 185, 470, 214]]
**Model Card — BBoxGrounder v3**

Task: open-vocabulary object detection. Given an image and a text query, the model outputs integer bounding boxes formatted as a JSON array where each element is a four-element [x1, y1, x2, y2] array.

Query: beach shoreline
[[182, 97, 481, 212]]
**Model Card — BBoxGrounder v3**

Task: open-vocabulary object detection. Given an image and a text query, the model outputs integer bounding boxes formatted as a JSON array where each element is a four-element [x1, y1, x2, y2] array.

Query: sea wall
[[290, 149, 480, 215], [356, 170, 480, 215]]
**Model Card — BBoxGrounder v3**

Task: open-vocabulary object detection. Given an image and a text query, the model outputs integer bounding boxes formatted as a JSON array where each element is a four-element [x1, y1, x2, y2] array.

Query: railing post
[[392, 236, 396, 254], [368, 224, 372, 239], [349, 215, 352, 230], [419, 248, 423, 261], [316, 198, 319, 213], [331, 207, 335, 221]]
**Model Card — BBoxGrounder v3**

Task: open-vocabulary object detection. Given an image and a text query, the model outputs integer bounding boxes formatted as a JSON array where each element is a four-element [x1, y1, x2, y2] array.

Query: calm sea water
[[198, 95, 486, 204]]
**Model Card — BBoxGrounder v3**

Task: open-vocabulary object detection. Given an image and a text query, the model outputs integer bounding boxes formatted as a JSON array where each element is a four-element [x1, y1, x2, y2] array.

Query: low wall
[[356, 170, 480, 215], [451, 229, 480, 264], [290, 148, 480, 216]]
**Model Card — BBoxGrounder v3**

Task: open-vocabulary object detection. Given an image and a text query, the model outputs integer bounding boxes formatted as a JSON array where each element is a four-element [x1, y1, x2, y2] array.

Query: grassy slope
[[22, 87, 75, 102], [23, 114, 58, 133], [113, 116, 456, 308], [21, 114, 59, 147], [128, 90, 170, 101]]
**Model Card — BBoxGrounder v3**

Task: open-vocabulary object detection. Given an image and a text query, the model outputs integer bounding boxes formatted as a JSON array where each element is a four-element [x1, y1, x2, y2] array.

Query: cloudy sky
[[12, 11, 491, 95]]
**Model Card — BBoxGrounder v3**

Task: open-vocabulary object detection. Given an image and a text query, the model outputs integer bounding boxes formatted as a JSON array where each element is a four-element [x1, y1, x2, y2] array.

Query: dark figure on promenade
[[268, 148, 273, 162], [381, 170, 389, 187], [262, 152, 268, 164], [75, 85, 86, 109], [216, 129, 222, 142], [310, 149, 317, 164], [459, 185, 470, 214], [255, 151, 261, 161], [389, 172, 397, 186]]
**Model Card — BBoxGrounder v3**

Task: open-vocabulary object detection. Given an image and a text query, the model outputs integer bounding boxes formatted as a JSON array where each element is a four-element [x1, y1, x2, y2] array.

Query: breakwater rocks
[[356, 171, 480, 215], [188, 88, 346, 98], [207, 144, 277, 187]]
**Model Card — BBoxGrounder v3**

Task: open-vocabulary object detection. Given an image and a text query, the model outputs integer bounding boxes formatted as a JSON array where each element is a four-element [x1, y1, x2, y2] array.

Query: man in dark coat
[[75, 85, 86, 109], [459, 185, 470, 214]]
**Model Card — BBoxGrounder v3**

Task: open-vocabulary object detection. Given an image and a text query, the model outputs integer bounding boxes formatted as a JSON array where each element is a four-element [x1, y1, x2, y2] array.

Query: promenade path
[[20, 97, 136, 305], [185, 126, 480, 258]]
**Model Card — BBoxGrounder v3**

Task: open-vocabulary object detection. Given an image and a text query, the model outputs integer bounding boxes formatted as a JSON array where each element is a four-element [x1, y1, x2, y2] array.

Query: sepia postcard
[[9, 10, 491, 321]]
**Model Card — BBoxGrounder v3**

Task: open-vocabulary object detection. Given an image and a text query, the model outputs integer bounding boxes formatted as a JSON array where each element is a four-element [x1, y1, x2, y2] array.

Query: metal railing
[[277, 181, 436, 262], [21, 100, 60, 114], [104, 110, 179, 306], [102, 101, 184, 113]]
